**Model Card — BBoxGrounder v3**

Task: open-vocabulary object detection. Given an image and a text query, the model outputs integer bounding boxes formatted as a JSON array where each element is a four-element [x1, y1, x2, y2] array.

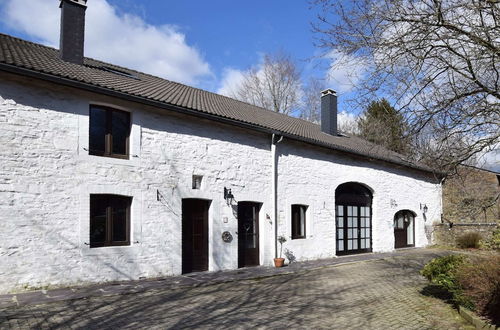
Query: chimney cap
[[60, 0, 87, 8], [321, 89, 337, 97]]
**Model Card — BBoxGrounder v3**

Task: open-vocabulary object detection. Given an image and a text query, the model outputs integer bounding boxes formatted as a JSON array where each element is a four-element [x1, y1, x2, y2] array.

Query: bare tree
[[232, 52, 302, 115], [313, 0, 500, 170], [300, 77, 324, 123]]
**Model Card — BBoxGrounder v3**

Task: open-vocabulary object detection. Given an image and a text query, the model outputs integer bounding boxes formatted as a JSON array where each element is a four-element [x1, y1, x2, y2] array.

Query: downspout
[[271, 133, 283, 259]]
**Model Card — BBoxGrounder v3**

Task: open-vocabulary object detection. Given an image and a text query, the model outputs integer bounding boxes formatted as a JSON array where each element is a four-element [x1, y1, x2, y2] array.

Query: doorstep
[[0, 247, 444, 309]]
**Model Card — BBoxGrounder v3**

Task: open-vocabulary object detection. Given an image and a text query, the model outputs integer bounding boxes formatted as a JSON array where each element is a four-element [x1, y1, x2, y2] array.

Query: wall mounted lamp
[[224, 187, 234, 205], [420, 203, 428, 214]]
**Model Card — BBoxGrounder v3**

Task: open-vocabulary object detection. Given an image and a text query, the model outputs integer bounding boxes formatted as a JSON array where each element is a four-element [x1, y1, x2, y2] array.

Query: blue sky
[[1, 0, 497, 170], [0, 0, 343, 99]]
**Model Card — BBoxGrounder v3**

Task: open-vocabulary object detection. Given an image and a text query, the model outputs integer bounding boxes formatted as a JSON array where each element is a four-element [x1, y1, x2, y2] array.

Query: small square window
[[89, 105, 130, 159], [291, 204, 307, 239], [192, 175, 203, 189], [90, 194, 131, 248]]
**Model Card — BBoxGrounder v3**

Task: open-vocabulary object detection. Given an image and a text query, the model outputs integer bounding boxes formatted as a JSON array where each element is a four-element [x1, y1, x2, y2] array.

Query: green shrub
[[456, 232, 482, 249], [457, 256, 500, 325], [421, 255, 467, 285], [422, 254, 500, 325], [421, 255, 472, 307], [481, 227, 500, 250]]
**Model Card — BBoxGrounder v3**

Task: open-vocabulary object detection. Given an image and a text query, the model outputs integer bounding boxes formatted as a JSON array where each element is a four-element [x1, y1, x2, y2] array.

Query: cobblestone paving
[[0, 251, 473, 329]]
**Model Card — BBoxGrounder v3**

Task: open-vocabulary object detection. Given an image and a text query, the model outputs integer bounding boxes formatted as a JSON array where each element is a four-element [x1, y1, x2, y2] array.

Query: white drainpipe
[[271, 134, 283, 259]]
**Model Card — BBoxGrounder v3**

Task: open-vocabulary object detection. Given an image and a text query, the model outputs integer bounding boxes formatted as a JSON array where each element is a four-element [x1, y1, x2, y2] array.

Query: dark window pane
[[90, 196, 107, 246], [111, 197, 130, 242], [111, 110, 130, 155], [90, 194, 131, 248], [292, 205, 306, 239], [89, 107, 107, 155]]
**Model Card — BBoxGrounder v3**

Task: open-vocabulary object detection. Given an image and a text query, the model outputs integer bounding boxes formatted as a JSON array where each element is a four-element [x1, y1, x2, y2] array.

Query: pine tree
[[358, 99, 409, 154]]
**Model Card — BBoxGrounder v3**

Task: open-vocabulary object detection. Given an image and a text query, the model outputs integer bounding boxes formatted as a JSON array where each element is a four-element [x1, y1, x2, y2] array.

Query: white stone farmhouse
[[0, 0, 443, 293]]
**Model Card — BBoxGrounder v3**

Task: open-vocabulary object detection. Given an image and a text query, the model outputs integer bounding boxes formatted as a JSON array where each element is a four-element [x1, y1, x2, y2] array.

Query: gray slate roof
[[0, 33, 436, 174]]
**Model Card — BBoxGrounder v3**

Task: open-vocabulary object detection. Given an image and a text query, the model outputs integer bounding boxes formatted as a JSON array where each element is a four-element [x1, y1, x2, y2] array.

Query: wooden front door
[[182, 199, 209, 274], [394, 210, 415, 248], [238, 202, 260, 268]]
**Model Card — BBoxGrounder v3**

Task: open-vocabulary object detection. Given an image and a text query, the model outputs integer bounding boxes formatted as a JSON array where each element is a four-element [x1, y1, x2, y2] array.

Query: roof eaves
[[0, 61, 444, 177]]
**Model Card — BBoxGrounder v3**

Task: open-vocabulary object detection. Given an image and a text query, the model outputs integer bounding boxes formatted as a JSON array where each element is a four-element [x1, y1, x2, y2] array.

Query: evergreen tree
[[358, 99, 408, 154]]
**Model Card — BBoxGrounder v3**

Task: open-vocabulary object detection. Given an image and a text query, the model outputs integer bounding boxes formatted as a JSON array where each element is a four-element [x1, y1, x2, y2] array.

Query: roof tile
[[0, 33, 436, 174]]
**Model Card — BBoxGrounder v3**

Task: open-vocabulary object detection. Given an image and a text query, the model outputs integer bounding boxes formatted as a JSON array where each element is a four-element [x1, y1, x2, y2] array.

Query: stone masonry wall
[[276, 141, 442, 261], [443, 166, 500, 223], [433, 223, 498, 247], [0, 73, 442, 293], [0, 74, 272, 293]]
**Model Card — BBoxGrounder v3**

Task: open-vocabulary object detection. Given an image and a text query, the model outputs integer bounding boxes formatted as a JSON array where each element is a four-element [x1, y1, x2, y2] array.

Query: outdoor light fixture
[[224, 187, 234, 205], [420, 203, 428, 214]]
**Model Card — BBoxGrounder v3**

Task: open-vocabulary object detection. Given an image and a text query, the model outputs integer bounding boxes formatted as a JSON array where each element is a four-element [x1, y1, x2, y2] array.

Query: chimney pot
[[59, 0, 87, 65], [320, 88, 338, 136]]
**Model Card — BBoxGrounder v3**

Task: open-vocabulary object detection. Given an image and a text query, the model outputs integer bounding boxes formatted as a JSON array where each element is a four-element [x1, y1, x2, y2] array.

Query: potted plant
[[274, 235, 287, 267]]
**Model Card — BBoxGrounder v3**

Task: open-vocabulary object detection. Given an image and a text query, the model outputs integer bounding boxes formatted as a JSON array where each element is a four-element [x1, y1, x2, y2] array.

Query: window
[[90, 194, 131, 247], [291, 204, 307, 239], [89, 105, 130, 158], [192, 175, 203, 189]]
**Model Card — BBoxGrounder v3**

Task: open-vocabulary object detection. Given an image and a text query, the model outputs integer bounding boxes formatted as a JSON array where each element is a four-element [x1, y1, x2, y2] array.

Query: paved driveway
[[0, 250, 472, 329]]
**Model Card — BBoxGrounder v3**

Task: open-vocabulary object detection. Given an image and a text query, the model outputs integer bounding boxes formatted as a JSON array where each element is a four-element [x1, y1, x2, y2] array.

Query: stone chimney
[[321, 89, 338, 136], [59, 0, 87, 64]]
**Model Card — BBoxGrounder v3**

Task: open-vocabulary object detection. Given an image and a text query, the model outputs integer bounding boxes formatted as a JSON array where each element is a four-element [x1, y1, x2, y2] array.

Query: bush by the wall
[[456, 232, 482, 249], [421, 254, 471, 307], [457, 256, 500, 325], [422, 254, 500, 326], [481, 227, 500, 250]]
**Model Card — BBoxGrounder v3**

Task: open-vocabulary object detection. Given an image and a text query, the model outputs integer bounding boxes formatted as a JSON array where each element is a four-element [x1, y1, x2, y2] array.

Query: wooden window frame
[[89, 105, 130, 159], [336, 204, 373, 255], [90, 194, 131, 248], [291, 204, 307, 240]]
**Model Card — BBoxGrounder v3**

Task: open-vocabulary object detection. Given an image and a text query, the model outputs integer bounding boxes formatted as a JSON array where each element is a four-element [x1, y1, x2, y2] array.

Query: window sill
[[89, 152, 130, 160], [80, 243, 139, 256], [79, 151, 141, 167]]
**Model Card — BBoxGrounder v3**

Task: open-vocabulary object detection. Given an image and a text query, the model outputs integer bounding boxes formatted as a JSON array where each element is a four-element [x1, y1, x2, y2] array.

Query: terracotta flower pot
[[274, 258, 285, 267]]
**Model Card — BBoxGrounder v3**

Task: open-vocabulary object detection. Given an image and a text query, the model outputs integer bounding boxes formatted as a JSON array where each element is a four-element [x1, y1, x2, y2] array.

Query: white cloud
[[338, 110, 360, 134], [326, 51, 368, 93], [217, 68, 246, 97], [478, 146, 500, 173], [1, 0, 212, 85]]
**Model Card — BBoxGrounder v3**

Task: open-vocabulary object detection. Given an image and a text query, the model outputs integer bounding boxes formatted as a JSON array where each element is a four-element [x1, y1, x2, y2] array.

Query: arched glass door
[[394, 210, 415, 248], [335, 183, 373, 255]]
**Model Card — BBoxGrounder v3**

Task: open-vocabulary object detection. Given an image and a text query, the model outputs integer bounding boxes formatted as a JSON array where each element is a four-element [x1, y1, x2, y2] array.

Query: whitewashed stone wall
[[276, 141, 442, 261], [0, 74, 273, 293], [0, 73, 441, 293]]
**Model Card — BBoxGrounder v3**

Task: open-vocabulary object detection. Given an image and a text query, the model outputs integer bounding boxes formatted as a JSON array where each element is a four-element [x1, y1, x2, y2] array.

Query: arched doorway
[[335, 182, 373, 255], [394, 210, 415, 248]]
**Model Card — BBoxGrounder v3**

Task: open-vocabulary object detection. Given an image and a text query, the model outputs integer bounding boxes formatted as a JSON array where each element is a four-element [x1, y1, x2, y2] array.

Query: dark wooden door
[[238, 202, 260, 268], [394, 211, 415, 248], [182, 199, 209, 274], [394, 225, 407, 248]]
